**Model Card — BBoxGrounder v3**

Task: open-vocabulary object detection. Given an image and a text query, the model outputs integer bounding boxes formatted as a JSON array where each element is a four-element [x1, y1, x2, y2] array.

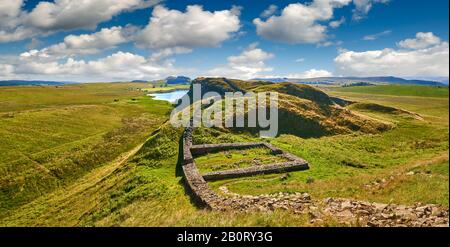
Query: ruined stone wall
[[190, 140, 308, 181], [202, 161, 309, 181], [180, 127, 449, 226], [190, 142, 284, 155], [182, 126, 194, 165], [190, 142, 266, 155], [181, 125, 309, 209], [181, 125, 223, 209]]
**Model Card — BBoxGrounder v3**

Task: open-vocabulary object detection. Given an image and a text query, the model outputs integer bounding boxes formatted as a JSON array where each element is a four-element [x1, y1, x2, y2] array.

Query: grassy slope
[[142, 84, 189, 93], [2, 123, 317, 226], [189, 79, 392, 138], [0, 83, 148, 112], [194, 148, 290, 173], [211, 86, 448, 207], [325, 88, 449, 125], [0, 83, 172, 215], [325, 85, 449, 98], [1, 84, 448, 226]]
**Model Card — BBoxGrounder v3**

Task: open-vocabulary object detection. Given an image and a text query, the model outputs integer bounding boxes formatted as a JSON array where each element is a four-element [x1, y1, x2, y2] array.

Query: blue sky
[[0, 0, 448, 82]]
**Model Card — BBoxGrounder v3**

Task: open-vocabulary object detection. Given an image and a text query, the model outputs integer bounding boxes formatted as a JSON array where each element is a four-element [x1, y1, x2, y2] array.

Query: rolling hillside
[[0, 80, 75, 87], [186, 78, 392, 137], [0, 78, 448, 226], [254, 76, 448, 86]]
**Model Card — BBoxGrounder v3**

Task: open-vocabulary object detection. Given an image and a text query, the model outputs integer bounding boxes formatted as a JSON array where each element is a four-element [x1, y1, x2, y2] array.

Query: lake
[[147, 90, 188, 103]]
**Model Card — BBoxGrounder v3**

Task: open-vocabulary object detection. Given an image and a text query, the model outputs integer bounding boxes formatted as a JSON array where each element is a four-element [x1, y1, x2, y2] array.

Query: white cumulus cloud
[[288, 69, 333, 78], [207, 43, 274, 79], [0, 0, 24, 29], [137, 5, 241, 52], [25, 0, 159, 31], [0, 0, 160, 43], [397, 32, 442, 50], [253, 0, 352, 44], [334, 32, 449, 77], [2, 51, 188, 82], [20, 26, 137, 59], [0, 63, 15, 77]]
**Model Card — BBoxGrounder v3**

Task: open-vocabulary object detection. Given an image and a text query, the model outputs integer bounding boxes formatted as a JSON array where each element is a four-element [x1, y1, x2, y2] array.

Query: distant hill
[[253, 77, 291, 83], [404, 76, 449, 85], [253, 76, 447, 86], [187, 77, 391, 138], [166, 76, 191, 84], [342, 82, 375, 87], [0, 80, 75, 86]]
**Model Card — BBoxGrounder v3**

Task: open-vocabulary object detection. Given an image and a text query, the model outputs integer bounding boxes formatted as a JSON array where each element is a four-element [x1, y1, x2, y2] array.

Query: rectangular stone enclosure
[[181, 126, 310, 209], [188, 142, 309, 181]]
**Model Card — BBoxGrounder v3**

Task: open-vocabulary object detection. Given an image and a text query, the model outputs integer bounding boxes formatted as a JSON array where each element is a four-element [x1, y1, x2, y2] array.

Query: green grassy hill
[[326, 84, 449, 98], [0, 79, 448, 226], [187, 78, 392, 137], [0, 83, 172, 214]]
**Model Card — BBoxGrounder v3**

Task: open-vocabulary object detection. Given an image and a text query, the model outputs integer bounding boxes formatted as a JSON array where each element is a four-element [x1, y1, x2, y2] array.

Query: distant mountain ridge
[[0, 80, 76, 86], [166, 76, 191, 84], [253, 76, 448, 86], [3, 76, 447, 87]]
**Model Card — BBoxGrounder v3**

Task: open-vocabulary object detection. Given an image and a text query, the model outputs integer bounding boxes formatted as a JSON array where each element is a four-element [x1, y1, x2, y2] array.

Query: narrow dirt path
[[72, 142, 145, 192]]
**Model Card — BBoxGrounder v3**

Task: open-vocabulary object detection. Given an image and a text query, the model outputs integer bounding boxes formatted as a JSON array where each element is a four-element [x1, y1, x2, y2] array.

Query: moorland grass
[[207, 88, 449, 207], [0, 83, 148, 112], [0, 83, 172, 214], [194, 147, 290, 173], [0, 83, 448, 226], [325, 84, 449, 98], [142, 84, 189, 93]]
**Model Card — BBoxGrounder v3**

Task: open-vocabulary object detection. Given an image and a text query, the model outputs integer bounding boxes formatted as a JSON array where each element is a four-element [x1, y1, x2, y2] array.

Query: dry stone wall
[[181, 125, 310, 209], [203, 161, 308, 181], [190, 141, 309, 181], [180, 125, 448, 226]]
